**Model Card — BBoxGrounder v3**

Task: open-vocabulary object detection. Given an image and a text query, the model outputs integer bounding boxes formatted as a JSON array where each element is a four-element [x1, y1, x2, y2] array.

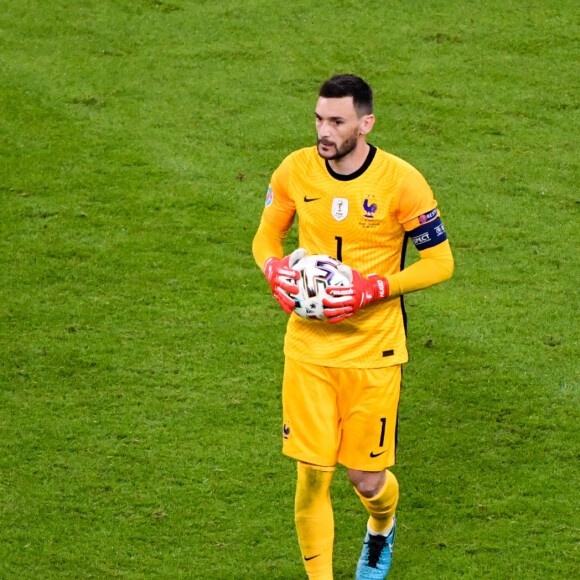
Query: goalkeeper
[[253, 74, 454, 580]]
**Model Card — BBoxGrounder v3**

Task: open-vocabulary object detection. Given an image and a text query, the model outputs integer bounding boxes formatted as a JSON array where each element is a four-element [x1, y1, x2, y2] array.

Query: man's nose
[[318, 120, 331, 138]]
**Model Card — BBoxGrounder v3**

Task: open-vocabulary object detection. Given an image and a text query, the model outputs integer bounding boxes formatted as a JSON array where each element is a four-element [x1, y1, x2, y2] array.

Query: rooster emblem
[[363, 199, 377, 218]]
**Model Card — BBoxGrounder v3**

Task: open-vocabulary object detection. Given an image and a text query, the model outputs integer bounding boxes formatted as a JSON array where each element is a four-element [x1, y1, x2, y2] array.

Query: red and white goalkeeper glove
[[323, 265, 389, 324], [263, 248, 307, 314]]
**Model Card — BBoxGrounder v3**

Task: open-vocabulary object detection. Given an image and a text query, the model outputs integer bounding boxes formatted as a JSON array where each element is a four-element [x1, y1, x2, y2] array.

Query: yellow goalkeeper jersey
[[255, 145, 444, 368]]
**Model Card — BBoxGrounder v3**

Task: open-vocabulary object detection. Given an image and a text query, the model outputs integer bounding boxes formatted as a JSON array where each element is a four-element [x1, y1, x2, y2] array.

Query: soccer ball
[[282, 255, 351, 320]]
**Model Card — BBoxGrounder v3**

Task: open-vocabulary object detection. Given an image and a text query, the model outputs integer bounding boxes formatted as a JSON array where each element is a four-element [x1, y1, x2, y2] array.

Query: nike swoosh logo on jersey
[[304, 554, 321, 561], [370, 450, 388, 458], [304, 196, 321, 202]]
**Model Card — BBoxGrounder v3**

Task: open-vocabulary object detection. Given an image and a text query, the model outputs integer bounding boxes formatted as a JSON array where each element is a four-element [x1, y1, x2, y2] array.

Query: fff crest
[[363, 198, 377, 218]]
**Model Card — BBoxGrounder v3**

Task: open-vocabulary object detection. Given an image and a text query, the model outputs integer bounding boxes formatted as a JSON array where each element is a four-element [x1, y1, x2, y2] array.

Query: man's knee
[[347, 468, 386, 498]]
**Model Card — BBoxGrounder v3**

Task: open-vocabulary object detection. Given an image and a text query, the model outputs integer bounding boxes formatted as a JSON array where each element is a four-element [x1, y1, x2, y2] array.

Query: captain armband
[[409, 216, 448, 250]]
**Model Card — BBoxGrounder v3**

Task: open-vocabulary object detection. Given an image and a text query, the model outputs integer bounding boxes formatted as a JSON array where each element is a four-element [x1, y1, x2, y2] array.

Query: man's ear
[[360, 114, 375, 136]]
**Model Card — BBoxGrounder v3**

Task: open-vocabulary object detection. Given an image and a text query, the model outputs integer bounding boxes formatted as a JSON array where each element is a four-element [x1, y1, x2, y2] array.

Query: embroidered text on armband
[[410, 217, 447, 250]]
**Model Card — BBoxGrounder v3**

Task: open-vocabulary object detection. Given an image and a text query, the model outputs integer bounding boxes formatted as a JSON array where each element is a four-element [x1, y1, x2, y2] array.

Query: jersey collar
[[325, 144, 377, 181]]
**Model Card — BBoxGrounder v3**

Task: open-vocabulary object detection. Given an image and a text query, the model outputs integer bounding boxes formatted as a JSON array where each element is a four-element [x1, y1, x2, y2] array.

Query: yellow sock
[[295, 462, 335, 579], [355, 470, 399, 534]]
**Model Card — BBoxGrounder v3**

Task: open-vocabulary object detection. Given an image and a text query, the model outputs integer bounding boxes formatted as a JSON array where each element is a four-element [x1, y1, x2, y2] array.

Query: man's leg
[[295, 461, 335, 580], [349, 469, 398, 533], [348, 469, 399, 579], [283, 359, 340, 578], [337, 365, 401, 578]]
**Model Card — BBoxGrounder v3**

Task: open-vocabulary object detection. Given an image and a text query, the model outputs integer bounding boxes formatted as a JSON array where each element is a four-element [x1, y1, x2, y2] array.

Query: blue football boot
[[355, 516, 396, 579]]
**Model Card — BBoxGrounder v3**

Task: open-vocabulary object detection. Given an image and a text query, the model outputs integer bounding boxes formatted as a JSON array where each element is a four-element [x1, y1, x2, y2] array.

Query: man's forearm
[[252, 220, 289, 270], [387, 240, 454, 297]]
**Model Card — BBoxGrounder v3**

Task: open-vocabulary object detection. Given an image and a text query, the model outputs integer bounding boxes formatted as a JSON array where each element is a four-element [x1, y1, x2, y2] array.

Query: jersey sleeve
[[396, 169, 438, 230], [252, 154, 297, 269], [386, 240, 454, 297], [396, 168, 449, 251], [386, 167, 453, 296]]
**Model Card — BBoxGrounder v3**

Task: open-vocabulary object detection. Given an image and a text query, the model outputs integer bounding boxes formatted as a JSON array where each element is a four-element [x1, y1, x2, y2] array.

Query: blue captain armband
[[409, 217, 448, 250]]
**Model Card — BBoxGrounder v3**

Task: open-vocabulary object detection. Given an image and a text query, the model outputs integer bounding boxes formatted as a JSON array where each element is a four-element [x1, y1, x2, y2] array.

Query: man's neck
[[327, 142, 370, 176]]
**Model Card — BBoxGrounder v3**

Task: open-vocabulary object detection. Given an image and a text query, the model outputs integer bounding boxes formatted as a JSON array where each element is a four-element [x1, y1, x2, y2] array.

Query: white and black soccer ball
[[282, 255, 351, 320]]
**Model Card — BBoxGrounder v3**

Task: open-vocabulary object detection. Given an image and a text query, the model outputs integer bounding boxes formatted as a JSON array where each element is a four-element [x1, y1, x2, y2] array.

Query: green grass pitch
[[0, 1, 578, 578]]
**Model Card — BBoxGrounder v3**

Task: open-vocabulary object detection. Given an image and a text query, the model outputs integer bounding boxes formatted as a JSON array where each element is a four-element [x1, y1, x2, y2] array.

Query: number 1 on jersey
[[335, 236, 343, 262]]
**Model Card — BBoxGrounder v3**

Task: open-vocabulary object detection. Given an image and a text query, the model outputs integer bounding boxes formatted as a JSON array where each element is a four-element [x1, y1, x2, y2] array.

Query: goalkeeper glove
[[323, 265, 389, 324], [263, 248, 307, 314]]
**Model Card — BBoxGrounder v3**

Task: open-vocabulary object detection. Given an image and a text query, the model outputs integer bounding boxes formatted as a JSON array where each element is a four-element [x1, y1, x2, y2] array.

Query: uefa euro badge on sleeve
[[332, 198, 349, 221], [265, 185, 274, 207]]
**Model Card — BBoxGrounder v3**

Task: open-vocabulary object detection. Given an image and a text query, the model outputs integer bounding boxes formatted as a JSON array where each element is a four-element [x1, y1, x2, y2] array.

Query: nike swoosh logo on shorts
[[370, 450, 388, 458]]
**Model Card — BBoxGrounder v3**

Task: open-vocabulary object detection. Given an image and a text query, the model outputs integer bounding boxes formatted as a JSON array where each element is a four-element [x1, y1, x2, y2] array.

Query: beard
[[317, 131, 359, 160]]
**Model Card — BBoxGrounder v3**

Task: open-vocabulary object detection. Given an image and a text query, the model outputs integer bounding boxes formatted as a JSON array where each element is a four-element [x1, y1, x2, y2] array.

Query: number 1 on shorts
[[379, 417, 387, 448]]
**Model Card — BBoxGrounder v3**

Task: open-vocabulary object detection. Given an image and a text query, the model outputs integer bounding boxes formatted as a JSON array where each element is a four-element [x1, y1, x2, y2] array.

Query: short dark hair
[[319, 74, 373, 116]]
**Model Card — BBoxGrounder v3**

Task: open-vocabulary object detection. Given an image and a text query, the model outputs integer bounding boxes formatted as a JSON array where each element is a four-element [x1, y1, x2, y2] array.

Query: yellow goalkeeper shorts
[[282, 357, 401, 471]]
